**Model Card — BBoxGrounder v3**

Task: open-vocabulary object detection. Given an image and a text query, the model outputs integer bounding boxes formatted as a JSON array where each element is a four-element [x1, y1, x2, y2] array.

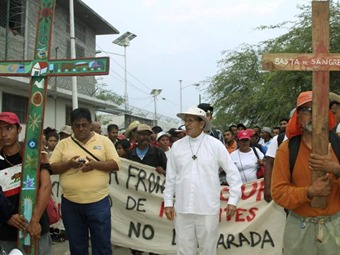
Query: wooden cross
[[0, 0, 109, 253], [262, 1, 338, 209]]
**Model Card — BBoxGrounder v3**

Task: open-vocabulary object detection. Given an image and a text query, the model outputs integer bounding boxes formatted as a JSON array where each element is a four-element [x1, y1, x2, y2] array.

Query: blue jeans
[[61, 195, 112, 255]]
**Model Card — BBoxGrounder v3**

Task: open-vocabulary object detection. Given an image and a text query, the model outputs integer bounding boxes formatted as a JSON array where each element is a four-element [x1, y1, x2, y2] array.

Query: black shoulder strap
[[289, 132, 340, 176], [211, 128, 219, 139], [329, 131, 340, 163], [71, 136, 100, 161], [277, 132, 285, 147], [252, 147, 259, 159], [288, 135, 301, 175]]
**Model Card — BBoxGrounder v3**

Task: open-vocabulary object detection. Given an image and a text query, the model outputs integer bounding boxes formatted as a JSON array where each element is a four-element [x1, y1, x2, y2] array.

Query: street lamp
[[179, 80, 200, 112], [113, 31, 137, 110], [150, 89, 162, 126]]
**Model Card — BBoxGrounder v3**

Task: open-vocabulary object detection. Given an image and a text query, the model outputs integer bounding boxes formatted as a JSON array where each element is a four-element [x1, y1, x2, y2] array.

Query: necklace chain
[[189, 135, 205, 160]]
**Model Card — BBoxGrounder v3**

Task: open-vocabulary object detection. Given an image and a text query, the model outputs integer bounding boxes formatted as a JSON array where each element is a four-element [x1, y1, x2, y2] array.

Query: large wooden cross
[[0, 0, 109, 253], [262, 1, 339, 209]]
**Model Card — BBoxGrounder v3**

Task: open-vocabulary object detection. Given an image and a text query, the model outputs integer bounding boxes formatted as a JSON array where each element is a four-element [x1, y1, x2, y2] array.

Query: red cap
[[297, 91, 312, 107], [237, 130, 251, 140], [0, 112, 21, 126]]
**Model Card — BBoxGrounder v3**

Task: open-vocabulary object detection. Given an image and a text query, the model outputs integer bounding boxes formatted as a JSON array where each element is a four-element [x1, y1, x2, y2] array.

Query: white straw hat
[[177, 106, 212, 132]]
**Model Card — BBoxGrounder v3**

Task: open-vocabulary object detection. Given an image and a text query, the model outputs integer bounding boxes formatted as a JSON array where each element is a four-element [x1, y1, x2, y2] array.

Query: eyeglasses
[[184, 118, 201, 124], [298, 106, 312, 114]]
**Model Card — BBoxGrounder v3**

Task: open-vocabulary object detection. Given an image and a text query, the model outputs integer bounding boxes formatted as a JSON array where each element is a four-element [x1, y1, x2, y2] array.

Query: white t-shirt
[[231, 148, 264, 183], [266, 134, 288, 158]]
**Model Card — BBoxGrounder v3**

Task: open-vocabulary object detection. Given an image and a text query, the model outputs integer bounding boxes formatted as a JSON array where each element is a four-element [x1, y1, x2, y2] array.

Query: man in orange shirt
[[272, 91, 340, 255], [224, 130, 237, 154]]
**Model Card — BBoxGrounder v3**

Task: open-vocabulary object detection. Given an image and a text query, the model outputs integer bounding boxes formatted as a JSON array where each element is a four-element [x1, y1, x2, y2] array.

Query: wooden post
[[262, 1, 338, 209], [0, 0, 109, 253]]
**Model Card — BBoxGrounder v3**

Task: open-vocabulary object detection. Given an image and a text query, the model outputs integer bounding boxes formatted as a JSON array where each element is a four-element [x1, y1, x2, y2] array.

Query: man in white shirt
[[163, 106, 242, 255]]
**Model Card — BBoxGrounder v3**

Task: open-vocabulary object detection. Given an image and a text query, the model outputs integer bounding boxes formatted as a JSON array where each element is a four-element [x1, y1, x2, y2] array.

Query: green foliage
[[93, 78, 124, 106], [205, 1, 340, 130]]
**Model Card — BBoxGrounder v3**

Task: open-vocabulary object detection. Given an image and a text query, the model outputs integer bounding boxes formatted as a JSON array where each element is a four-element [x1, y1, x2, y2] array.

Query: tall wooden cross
[[0, 0, 109, 254], [262, 1, 339, 209]]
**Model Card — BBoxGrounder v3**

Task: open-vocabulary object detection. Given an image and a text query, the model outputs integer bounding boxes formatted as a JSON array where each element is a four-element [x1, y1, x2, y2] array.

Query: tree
[[92, 77, 124, 106], [205, 1, 340, 130]]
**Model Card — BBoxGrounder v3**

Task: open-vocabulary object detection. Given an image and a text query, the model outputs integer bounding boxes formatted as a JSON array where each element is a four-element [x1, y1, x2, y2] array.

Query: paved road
[[52, 241, 148, 255]]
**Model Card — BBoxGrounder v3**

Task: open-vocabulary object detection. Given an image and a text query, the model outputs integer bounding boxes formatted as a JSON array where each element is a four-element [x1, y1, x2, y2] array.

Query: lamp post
[[179, 81, 200, 112], [113, 32, 137, 111], [150, 89, 162, 126]]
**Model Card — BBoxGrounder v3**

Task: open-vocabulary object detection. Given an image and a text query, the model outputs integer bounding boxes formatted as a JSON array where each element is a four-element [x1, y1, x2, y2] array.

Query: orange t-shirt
[[272, 138, 340, 217]]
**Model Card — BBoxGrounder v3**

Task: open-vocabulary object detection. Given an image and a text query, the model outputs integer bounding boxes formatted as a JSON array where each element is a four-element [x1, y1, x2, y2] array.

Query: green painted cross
[[262, 1, 339, 208], [0, 0, 109, 254]]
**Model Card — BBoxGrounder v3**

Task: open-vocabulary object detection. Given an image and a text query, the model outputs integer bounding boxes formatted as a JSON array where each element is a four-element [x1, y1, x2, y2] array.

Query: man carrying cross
[[271, 91, 340, 254], [0, 112, 52, 254]]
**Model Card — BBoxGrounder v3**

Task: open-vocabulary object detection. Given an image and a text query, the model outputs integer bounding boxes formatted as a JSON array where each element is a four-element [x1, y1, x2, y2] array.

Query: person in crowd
[[91, 121, 102, 135], [115, 139, 131, 158], [259, 127, 272, 154], [197, 103, 224, 144], [151, 126, 163, 147], [272, 91, 340, 254], [127, 123, 167, 255], [224, 130, 237, 154], [253, 126, 262, 143], [50, 108, 120, 255], [58, 125, 72, 140], [125, 121, 140, 150], [128, 124, 167, 176], [156, 131, 171, 158], [272, 126, 280, 136], [45, 129, 59, 158], [248, 128, 266, 154], [329, 92, 340, 136], [229, 124, 237, 135], [164, 106, 242, 255], [231, 129, 264, 183], [0, 112, 52, 254], [236, 123, 246, 133], [264, 116, 290, 203], [279, 118, 289, 133], [107, 124, 119, 144], [168, 125, 186, 145]]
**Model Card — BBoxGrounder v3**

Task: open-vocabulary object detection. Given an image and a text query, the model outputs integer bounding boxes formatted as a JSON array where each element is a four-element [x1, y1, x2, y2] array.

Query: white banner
[[51, 158, 286, 255]]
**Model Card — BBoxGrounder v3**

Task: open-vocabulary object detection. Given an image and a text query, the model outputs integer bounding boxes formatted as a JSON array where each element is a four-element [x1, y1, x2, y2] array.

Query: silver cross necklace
[[189, 135, 205, 160]]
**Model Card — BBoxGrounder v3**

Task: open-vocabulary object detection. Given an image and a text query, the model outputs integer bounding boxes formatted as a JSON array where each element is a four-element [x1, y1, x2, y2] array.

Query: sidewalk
[[52, 241, 141, 255]]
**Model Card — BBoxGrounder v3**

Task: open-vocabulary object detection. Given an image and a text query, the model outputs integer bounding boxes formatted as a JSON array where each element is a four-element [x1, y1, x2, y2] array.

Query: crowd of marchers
[[1, 92, 340, 255]]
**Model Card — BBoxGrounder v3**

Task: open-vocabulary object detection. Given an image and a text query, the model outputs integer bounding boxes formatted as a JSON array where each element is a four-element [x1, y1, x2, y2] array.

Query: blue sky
[[82, 0, 310, 119]]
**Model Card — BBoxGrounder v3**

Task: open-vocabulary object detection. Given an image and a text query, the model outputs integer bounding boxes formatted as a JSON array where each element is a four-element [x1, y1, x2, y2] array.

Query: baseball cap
[[156, 131, 170, 141], [0, 112, 21, 126], [237, 130, 251, 140], [297, 91, 312, 107]]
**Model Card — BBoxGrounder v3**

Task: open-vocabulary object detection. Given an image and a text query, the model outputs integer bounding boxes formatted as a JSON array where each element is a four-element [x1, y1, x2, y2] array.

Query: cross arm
[[0, 57, 110, 77], [262, 53, 340, 71], [0, 61, 33, 76]]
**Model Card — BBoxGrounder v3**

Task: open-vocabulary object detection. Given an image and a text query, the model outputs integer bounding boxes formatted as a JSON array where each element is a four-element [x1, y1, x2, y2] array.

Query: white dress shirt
[[164, 132, 242, 215]]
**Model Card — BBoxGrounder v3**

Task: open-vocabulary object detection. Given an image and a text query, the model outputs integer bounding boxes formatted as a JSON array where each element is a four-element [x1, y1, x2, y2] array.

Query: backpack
[[277, 132, 285, 147], [288, 131, 340, 175], [211, 128, 220, 140]]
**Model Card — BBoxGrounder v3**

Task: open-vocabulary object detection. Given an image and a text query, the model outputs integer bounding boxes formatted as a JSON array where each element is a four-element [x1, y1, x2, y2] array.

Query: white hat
[[177, 106, 212, 132], [59, 125, 72, 135], [156, 131, 170, 141]]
